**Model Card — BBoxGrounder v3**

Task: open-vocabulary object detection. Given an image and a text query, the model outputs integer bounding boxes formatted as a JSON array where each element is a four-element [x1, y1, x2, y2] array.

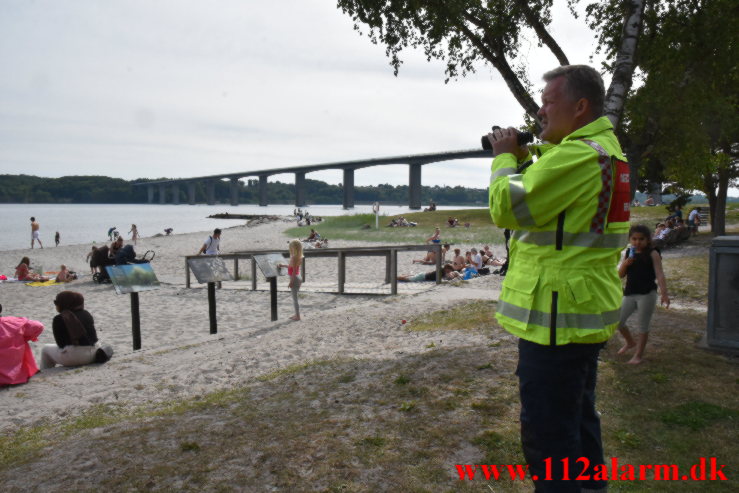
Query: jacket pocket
[[501, 273, 541, 328], [503, 273, 539, 296], [566, 275, 592, 305]]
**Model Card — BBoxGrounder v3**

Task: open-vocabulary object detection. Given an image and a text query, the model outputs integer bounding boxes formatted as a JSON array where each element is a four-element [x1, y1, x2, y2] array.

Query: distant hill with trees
[[0, 174, 489, 206]]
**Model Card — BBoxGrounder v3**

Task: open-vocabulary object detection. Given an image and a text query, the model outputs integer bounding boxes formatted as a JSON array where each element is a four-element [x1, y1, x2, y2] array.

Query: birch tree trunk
[[604, 0, 648, 129]]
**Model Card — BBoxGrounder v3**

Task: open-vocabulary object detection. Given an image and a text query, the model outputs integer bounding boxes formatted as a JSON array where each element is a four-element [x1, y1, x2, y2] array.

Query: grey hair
[[543, 65, 605, 117]]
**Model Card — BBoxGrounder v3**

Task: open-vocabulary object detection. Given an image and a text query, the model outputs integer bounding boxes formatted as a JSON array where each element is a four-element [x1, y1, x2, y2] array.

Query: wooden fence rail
[[184, 244, 443, 295]]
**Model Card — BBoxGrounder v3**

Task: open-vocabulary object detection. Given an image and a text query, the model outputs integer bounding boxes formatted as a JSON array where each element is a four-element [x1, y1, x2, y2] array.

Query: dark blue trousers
[[517, 339, 607, 493]]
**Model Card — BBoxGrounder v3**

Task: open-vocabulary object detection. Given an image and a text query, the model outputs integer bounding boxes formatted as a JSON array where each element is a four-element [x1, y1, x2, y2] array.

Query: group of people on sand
[[401, 227, 506, 282], [0, 291, 114, 386], [107, 224, 140, 244], [301, 228, 328, 248], [650, 205, 702, 250], [294, 209, 321, 227], [387, 216, 417, 227], [14, 257, 78, 283]]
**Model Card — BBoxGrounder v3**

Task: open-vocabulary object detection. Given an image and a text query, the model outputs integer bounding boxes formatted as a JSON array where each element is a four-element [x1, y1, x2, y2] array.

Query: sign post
[[253, 253, 288, 322], [106, 263, 160, 350], [186, 256, 234, 335], [373, 201, 380, 229], [269, 277, 278, 321], [131, 292, 141, 350]]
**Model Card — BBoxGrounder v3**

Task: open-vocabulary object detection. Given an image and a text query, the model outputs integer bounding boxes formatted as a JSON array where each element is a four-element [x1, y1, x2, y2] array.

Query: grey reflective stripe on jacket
[[508, 175, 536, 227], [497, 300, 621, 329], [512, 230, 628, 249], [491, 166, 516, 180]]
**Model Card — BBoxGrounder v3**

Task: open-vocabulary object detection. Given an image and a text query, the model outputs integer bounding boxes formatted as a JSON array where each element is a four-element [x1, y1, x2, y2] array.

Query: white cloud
[[10, 0, 728, 195]]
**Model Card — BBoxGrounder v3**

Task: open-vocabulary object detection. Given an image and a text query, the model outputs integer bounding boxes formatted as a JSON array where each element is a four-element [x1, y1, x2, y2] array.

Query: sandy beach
[[0, 219, 506, 432]]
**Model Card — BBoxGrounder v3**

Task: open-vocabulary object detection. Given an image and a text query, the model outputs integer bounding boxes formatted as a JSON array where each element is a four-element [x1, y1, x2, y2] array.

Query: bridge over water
[[135, 148, 490, 209]]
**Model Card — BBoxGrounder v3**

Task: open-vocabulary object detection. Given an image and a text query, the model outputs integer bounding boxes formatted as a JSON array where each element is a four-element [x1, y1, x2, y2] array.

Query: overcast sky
[[1, 0, 607, 188]]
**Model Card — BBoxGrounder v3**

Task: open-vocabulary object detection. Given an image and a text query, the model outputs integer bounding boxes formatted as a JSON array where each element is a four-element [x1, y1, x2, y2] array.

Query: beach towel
[[26, 280, 62, 287]]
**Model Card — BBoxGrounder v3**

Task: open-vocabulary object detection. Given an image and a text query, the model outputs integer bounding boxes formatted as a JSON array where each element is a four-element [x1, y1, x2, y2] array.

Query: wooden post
[[435, 243, 442, 284], [208, 282, 217, 334], [234, 257, 239, 281], [251, 257, 257, 290], [269, 277, 278, 321], [185, 258, 191, 288], [131, 292, 141, 350], [301, 256, 306, 282], [390, 249, 398, 295], [384, 251, 391, 284], [338, 252, 345, 294]]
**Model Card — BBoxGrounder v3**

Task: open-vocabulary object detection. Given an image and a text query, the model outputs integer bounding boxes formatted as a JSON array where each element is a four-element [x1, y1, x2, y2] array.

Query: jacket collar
[[562, 116, 614, 142]]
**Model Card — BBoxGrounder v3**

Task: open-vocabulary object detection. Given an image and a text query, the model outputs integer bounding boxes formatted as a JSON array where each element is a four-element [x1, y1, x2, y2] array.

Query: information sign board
[[187, 256, 234, 283], [105, 264, 161, 295], [253, 253, 287, 278]]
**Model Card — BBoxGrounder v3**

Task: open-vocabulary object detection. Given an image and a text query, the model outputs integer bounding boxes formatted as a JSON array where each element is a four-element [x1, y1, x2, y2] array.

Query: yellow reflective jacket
[[489, 117, 630, 345]]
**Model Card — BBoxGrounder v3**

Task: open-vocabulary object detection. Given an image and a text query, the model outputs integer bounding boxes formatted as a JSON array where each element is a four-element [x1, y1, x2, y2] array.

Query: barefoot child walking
[[279, 239, 303, 321], [617, 225, 670, 364]]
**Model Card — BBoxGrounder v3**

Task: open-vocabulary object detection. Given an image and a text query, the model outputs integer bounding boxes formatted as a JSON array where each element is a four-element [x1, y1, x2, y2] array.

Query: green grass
[[285, 202, 739, 250], [285, 209, 504, 245], [630, 201, 739, 228], [1, 305, 737, 492], [659, 401, 739, 431], [661, 255, 709, 302]]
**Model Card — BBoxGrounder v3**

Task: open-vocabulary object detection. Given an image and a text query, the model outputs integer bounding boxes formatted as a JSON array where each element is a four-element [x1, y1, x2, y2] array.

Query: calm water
[[0, 203, 476, 251]]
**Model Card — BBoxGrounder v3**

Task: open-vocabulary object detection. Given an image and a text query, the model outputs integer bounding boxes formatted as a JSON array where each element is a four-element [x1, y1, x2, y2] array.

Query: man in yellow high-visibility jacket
[[488, 65, 630, 493]]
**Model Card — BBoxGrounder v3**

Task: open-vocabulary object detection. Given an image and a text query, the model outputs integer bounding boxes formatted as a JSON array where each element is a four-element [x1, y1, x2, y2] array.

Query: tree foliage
[[0, 175, 488, 206], [337, 0, 646, 128], [622, 0, 739, 234]]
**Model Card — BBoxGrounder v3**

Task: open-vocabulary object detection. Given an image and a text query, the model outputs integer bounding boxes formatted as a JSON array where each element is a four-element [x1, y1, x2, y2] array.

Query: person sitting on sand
[[426, 227, 441, 244], [40, 291, 113, 369], [164, 228, 174, 236], [55, 265, 77, 283], [398, 264, 462, 282], [440, 244, 451, 263], [305, 229, 320, 242], [15, 257, 49, 282], [413, 249, 436, 265], [469, 248, 483, 270], [451, 249, 465, 272]]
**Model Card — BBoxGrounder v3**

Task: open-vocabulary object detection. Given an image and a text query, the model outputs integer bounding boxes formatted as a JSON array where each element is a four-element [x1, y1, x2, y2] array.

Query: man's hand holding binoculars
[[487, 126, 530, 161]]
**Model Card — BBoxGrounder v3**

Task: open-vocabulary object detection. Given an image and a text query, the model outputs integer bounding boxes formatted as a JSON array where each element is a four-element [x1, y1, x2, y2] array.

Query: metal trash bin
[[707, 236, 739, 350]]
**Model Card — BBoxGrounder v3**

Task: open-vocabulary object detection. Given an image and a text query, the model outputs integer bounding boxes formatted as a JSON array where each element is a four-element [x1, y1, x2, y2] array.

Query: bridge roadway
[[134, 148, 490, 209]]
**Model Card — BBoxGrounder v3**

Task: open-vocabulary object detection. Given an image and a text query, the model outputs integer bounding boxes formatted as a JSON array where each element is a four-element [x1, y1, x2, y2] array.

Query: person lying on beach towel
[[0, 303, 45, 385], [15, 257, 49, 282], [398, 264, 461, 282], [40, 291, 113, 369]]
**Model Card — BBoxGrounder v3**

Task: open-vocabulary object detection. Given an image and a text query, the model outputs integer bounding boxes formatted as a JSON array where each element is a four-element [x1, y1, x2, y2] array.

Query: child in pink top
[[279, 240, 304, 321]]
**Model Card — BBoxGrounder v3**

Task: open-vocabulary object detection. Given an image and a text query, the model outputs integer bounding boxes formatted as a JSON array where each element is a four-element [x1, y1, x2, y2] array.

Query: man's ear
[[574, 98, 590, 119]]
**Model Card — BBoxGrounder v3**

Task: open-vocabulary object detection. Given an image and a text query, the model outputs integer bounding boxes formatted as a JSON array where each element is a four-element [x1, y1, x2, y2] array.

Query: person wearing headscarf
[[40, 291, 112, 368]]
